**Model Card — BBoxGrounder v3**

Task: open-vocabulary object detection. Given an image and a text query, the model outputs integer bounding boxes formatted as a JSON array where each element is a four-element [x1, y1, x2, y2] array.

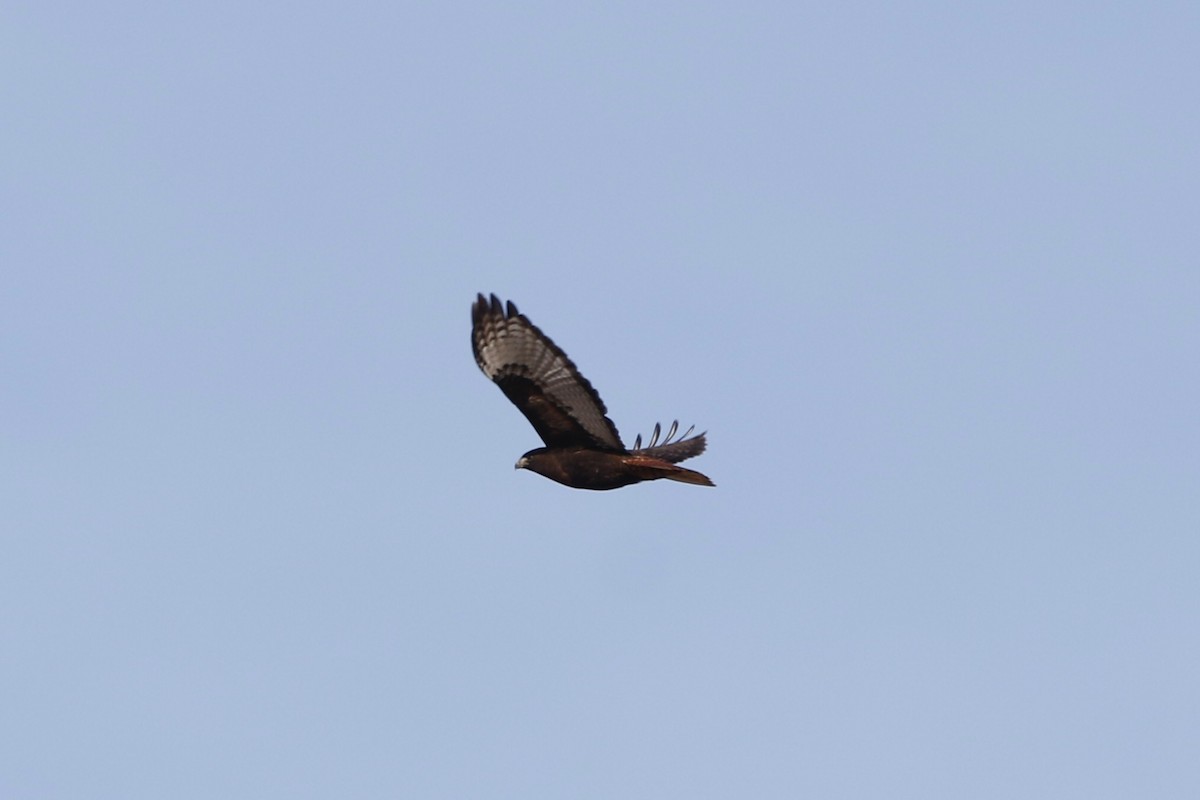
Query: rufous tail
[[664, 465, 715, 487]]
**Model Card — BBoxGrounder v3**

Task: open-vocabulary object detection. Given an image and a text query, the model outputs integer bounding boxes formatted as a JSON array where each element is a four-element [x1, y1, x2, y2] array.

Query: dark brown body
[[518, 447, 714, 490], [474, 294, 713, 490]]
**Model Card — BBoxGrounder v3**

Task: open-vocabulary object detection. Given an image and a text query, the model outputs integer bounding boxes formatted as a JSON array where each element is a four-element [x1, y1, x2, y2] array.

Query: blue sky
[[3, 2, 1198, 797]]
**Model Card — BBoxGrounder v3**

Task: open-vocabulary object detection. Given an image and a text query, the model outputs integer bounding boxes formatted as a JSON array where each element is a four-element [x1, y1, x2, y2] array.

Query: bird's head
[[515, 447, 550, 473]]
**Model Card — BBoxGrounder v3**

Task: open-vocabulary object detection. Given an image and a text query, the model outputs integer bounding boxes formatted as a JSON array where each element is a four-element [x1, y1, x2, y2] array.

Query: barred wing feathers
[[472, 293, 625, 451]]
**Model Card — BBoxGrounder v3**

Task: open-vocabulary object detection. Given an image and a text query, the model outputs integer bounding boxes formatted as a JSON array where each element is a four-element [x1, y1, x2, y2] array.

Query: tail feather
[[664, 465, 715, 487], [623, 453, 715, 487]]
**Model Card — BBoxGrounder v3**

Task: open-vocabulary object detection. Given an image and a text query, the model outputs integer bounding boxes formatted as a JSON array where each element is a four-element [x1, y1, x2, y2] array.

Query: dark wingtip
[[474, 293, 506, 321], [474, 294, 520, 320]]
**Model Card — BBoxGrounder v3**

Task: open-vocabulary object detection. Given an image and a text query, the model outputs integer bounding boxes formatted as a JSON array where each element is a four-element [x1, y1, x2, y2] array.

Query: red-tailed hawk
[[471, 294, 714, 490]]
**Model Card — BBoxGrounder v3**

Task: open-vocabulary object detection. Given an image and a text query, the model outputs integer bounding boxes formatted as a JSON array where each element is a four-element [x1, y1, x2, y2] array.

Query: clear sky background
[[3, 2, 1197, 798]]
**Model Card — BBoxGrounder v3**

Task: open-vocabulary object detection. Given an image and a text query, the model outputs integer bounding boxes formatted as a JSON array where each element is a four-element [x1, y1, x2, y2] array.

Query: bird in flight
[[471, 293, 714, 490]]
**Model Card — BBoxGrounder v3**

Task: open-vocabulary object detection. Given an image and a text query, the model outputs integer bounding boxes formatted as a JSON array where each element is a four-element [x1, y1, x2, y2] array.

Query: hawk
[[471, 293, 714, 490]]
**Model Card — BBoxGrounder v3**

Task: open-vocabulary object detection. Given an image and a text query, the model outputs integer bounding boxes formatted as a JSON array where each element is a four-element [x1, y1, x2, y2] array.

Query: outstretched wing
[[632, 420, 708, 464], [472, 294, 625, 451]]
